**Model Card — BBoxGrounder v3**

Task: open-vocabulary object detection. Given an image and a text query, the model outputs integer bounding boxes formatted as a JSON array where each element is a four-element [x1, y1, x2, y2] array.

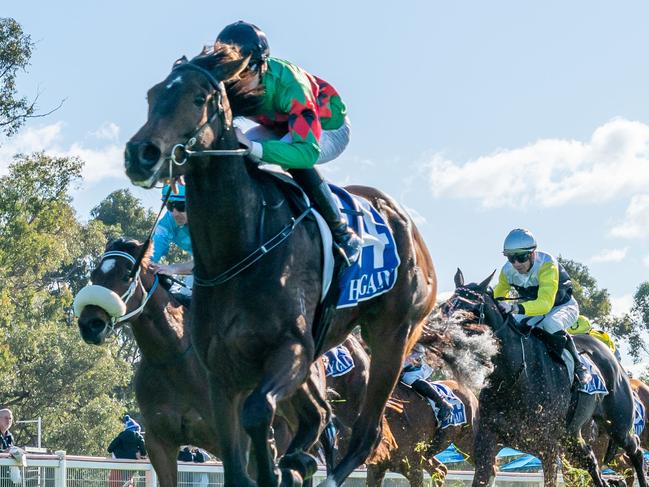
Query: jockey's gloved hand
[[497, 301, 520, 315], [234, 127, 262, 162]]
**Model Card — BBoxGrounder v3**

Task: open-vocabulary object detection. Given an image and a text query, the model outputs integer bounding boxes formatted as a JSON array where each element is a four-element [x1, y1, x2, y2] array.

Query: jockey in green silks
[[215, 21, 362, 266]]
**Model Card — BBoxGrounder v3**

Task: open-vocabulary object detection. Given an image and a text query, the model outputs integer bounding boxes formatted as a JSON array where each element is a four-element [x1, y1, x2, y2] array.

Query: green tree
[[558, 257, 612, 322], [0, 18, 34, 137], [90, 189, 156, 242], [616, 282, 649, 362], [0, 152, 133, 454]]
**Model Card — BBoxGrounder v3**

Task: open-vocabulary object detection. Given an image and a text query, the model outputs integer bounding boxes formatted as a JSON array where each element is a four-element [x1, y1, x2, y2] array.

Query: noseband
[[167, 62, 250, 168], [74, 250, 159, 336]]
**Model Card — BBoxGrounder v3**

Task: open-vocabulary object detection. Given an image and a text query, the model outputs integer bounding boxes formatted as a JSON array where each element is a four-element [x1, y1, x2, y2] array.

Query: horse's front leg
[[471, 425, 499, 487], [279, 365, 330, 482], [208, 378, 254, 487], [143, 431, 179, 487], [564, 434, 608, 487], [242, 342, 313, 487]]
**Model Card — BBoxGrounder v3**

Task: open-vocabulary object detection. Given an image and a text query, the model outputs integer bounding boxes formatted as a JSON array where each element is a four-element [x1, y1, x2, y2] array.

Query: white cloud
[[610, 293, 634, 316], [90, 122, 120, 142], [0, 123, 125, 183], [437, 290, 453, 303], [610, 194, 649, 239], [590, 248, 627, 263], [403, 205, 427, 226], [428, 118, 649, 209], [643, 254, 649, 267]]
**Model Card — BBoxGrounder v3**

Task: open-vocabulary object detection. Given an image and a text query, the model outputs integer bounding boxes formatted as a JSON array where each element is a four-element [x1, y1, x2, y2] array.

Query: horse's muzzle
[[124, 140, 163, 187], [77, 306, 111, 345]]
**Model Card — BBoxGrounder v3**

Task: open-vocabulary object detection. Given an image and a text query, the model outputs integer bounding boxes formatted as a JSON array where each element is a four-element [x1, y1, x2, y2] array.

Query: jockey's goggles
[[166, 201, 186, 213], [506, 252, 531, 264]]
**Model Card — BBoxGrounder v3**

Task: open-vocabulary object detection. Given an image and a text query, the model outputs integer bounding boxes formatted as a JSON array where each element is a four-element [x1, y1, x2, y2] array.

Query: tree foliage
[[558, 257, 611, 322], [0, 18, 34, 137], [0, 153, 133, 454]]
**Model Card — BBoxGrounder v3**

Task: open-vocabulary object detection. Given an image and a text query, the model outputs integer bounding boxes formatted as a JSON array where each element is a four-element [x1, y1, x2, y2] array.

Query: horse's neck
[[185, 130, 264, 273], [130, 281, 188, 362]]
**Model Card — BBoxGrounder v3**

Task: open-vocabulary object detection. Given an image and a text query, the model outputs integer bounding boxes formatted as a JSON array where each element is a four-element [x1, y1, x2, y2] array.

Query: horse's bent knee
[[241, 392, 274, 434]]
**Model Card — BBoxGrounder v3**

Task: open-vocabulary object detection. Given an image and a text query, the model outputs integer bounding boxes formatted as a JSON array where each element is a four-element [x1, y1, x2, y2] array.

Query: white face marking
[[165, 75, 183, 90], [100, 259, 116, 274]]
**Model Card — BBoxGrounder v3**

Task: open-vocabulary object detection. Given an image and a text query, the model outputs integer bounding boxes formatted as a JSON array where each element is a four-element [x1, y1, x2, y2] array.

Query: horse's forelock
[[105, 238, 142, 258]]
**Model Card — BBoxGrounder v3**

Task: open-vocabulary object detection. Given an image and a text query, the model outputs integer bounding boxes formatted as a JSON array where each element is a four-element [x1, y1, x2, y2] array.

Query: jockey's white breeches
[[400, 362, 433, 386], [245, 116, 351, 164], [514, 296, 579, 334]]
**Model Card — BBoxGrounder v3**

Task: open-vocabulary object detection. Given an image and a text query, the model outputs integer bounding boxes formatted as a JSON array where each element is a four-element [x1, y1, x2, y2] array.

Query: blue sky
[[4, 1, 649, 363]]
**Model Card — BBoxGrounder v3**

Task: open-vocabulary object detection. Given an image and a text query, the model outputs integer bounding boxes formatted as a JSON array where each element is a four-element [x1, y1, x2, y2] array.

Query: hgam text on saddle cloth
[[330, 185, 401, 309]]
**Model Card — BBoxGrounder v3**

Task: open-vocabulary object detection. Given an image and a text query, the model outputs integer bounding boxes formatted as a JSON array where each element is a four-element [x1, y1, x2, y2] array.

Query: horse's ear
[[454, 268, 464, 288], [213, 55, 251, 82], [478, 270, 496, 292], [173, 55, 188, 67]]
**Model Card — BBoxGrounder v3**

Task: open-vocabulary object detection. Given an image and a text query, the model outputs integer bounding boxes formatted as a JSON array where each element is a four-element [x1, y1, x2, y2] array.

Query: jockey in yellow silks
[[568, 315, 621, 362], [493, 228, 591, 385]]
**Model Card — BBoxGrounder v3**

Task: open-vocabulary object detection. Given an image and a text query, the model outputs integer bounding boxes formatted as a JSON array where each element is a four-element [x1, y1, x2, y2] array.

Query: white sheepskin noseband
[[73, 285, 127, 318]]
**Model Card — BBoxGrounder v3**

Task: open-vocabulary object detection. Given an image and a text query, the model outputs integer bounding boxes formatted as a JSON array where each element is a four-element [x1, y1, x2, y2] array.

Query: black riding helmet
[[216, 21, 270, 69]]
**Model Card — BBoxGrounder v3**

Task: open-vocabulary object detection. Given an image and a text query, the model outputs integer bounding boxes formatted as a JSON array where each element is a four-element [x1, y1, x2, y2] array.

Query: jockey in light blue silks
[[493, 228, 591, 385], [400, 343, 453, 423], [150, 183, 194, 297]]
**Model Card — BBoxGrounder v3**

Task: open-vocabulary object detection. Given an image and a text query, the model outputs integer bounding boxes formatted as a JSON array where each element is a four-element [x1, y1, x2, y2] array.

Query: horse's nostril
[[139, 142, 161, 168]]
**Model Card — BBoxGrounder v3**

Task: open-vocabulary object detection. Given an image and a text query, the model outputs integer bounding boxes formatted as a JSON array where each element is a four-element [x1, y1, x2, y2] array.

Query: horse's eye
[[122, 273, 131, 283], [193, 95, 206, 107]]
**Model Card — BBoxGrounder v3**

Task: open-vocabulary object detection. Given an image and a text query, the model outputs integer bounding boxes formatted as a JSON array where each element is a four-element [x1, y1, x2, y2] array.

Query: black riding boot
[[411, 379, 453, 424], [290, 168, 362, 265], [562, 331, 592, 385]]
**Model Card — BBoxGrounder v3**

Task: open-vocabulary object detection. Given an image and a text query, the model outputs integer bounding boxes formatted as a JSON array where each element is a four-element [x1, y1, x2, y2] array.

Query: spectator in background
[[177, 446, 194, 462], [0, 409, 13, 451], [107, 415, 147, 460]]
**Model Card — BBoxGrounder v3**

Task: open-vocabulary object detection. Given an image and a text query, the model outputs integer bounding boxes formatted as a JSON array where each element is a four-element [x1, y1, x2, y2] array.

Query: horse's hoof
[[279, 467, 303, 487], [279, 452, 318, 479]]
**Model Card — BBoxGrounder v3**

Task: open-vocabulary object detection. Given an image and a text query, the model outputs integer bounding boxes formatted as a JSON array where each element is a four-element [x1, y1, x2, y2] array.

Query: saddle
[[509, 317, 566, 362]]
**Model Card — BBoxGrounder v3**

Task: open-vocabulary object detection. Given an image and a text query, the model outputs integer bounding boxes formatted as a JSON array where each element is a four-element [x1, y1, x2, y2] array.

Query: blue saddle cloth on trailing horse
[[323, 345, 355, 377], [429, 382, 467, 429], [575, 354, 608, 395], [328, 185, 401, 309], [633, 392, 645, 436]]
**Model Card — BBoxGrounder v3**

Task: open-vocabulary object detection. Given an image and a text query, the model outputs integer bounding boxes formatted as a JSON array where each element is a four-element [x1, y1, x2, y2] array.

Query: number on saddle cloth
[[326, 185, 401, 309]]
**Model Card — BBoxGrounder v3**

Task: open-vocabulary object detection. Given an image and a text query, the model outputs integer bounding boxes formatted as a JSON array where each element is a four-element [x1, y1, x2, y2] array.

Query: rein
[[160, 61, 314, 288], [194, 206, 313, 287], [167, 63, 250, 168]]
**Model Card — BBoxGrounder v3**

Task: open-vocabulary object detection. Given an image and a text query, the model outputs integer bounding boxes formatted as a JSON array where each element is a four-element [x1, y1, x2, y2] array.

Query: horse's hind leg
[[615, 432, 646, 487], [242, 345, 315, 487], [365, 463, 387, 487], [325, 320, 414, 484], [564, 434, 608, 487]]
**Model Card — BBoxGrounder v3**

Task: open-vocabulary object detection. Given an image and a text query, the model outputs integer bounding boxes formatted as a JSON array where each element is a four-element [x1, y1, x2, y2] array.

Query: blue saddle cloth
[[323, 345, 355, 377], [430, 382, 468, 429], [330, 185, 401, 309], [576, 354, 608, 395], [634, 392, 646, 436]]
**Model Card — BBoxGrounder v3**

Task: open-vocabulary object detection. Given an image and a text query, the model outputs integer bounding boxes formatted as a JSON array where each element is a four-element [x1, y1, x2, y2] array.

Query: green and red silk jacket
[[249, 57, 347, 169]]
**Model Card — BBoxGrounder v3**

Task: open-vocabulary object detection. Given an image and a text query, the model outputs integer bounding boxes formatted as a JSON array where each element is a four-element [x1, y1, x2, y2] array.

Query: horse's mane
[[190, 43, 265, 117]]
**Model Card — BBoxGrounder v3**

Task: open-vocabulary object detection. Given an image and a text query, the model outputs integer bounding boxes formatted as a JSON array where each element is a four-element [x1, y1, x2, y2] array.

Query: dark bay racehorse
[[366, 380, 477, 487], [74, 239, 336, 486], [591, 377, 649, 486], [444, 270, 645, 487], [123, 46, 436, 486]]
